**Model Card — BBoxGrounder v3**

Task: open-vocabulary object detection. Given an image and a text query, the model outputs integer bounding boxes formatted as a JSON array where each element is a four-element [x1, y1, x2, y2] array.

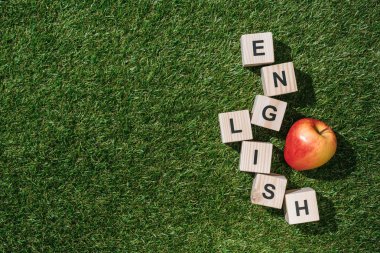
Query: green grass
[[1, 0, 379, 252]]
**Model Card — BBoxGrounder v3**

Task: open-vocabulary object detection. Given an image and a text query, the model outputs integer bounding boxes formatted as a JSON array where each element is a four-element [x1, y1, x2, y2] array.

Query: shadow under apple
[[301, 132, 356, 180]]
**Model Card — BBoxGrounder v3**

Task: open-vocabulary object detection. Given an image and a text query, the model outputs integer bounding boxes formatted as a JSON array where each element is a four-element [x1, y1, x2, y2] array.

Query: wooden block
[[251, 173, 287, 209], [251, 95, 287, 131], [218, 110, 253, 143], [239, 141, 273, 174], [261, 62, 298, 97], [284, 187, 320, 225], [240, 32, 274, 67]]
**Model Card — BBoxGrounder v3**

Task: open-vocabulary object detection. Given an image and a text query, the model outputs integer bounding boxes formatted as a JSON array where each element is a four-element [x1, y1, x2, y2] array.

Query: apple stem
[[318, 127, 330, 135]]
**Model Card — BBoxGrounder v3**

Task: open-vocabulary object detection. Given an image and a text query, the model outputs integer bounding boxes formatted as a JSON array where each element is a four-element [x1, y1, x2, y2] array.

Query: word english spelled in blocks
[[261, 62, 298, 97], [240, 141, 273, 174], [251, 95, 287, 131], [241, 32, 274, 67], [218, 110, 253, 143], [284, 187, 320, 225], [251, 173, 287, 209]]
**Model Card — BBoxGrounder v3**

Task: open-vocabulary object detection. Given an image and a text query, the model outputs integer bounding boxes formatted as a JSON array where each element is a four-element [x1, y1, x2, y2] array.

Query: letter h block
[[261, 62, 298, 97], [251, 95, 287, 131], [241, 32, 274, 67], [251, 173, 287, 209], [218, 110, 253, 143], [284, 188, 320, 225]]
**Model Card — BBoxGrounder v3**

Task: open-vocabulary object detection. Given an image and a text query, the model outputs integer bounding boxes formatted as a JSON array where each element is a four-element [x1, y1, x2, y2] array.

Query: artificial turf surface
[[1, 1, 379, 252]]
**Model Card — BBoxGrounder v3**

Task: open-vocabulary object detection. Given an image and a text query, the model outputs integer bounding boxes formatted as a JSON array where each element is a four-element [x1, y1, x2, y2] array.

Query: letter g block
[[251, 95, 287, 131]]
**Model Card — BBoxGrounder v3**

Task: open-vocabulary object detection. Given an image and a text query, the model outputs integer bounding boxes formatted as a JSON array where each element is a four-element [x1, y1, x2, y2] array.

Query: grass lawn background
[[1, 1, 379, 252]]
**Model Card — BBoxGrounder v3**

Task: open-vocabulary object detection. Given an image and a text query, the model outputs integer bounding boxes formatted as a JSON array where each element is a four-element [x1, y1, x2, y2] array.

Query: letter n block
[[240, 32, 274, 67], [239, 141, 273, 174], [218, 110, 253, 143], [283, 188, 320, 225], [251, 95, 287, 131], [261, 62, 298, 96], [251, 173, 287, 209]]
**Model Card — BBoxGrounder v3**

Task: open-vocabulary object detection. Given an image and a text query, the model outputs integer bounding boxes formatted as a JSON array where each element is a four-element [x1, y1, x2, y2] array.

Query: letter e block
[[218, 110, 253, 143], [240, 32, 274, 67], [251, 95, 287, 131], [251, 173, 287, 209], [261, 62, 298, 96], [240, 141, 273, 174], [284, 187, 320, 225]]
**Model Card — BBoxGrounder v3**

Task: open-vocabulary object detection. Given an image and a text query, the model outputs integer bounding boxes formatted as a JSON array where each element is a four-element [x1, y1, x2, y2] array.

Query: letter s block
[[218, 110, 253, 143], [283, 188, 320, 225], [240, 32, 274, 67], [251, 173, 287, 209], [251, 95, 287, 131]]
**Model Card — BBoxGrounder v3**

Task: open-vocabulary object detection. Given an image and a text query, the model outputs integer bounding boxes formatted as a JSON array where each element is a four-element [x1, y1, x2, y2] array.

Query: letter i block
[[251, 173, 287, 209], [261, 62, 298, 96], [240, 141, 273, 174], [283, 188, 320, 225], [240, 32, 274, 67], [251, 95, 287, 131], [218, 110, 253, 143]]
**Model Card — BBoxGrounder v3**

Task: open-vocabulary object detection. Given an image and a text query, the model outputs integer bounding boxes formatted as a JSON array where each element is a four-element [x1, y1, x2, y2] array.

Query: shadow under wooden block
[[251, 173, 287, 209], [218, 110, 253, 143], [261, 62, 298, 97], [277, 69, 316, 107], [241, 32, 274, 67], [284, 187, 320, 225], [274, 40, 293, 64], [239, 141, 273, 174], [226, 142, 242, 153], [251, 95, 287, 131], [296, 194, 338, 234]]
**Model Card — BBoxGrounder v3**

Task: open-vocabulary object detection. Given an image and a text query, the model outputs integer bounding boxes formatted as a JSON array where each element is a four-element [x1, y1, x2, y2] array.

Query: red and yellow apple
[[284, 118, 337, 171]]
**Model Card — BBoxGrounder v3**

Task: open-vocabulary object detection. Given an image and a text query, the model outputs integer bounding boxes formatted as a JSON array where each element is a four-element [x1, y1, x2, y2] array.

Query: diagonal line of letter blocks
[[218, 32, 319, 225]]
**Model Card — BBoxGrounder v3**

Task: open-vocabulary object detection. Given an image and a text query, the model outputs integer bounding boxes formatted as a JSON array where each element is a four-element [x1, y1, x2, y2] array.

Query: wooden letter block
[[218, 110, 253, 143], [284, 188, 320, 225], [240, 32, 274, 67], [261, 62, 298, 97], [239, 141, 273, 174], [251, 95, 287, 131], [251, 173, 287, 209]]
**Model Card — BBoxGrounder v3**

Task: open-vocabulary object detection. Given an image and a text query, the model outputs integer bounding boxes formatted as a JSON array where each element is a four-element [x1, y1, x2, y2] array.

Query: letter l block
[[218, 110, 253, 143], [251, 95, 287, 131], [251, 173, 287, 209]]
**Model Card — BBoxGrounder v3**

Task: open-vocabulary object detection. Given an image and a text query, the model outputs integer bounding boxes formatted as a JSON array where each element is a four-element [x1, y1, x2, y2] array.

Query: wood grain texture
[[239, 141, 273, 174], [284, 187, 320, 225], [240, 32, 274, 67], [218, 110, 253, 143], [251, 95, 287, 131], [251, 173, 287, 209], [261, 62, 298, 96]]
